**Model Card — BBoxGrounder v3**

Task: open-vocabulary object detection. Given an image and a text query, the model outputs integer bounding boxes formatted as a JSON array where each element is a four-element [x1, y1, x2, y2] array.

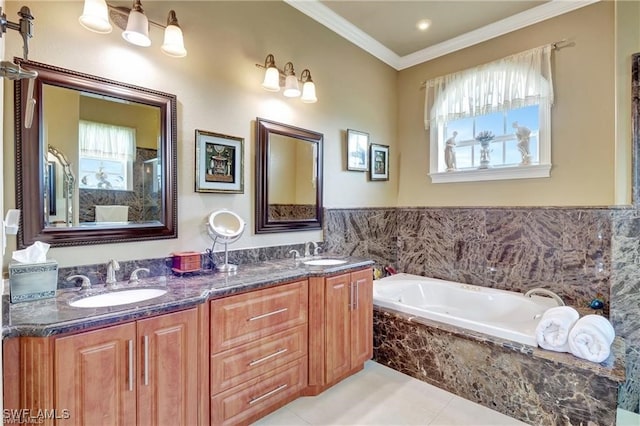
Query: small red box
[[172, 251, 201, 272]]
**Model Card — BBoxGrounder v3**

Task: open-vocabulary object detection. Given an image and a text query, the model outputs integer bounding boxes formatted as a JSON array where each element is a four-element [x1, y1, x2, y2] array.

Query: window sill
[[429, 164, 551, 184]]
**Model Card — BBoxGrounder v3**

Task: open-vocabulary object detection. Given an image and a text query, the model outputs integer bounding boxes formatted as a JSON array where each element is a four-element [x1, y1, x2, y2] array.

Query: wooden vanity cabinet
[[4, 308, 200, 426], [306, 268, 373, 395], [209, 280, 308, 425]]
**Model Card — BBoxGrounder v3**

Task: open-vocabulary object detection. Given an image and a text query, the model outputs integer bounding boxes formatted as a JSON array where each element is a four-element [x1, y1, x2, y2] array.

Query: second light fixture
[[259, 54, 317, 103]]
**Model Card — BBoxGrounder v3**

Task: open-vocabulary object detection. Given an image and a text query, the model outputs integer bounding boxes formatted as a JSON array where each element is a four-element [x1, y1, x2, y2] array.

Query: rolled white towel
[[568, 315, 615, 363], [535, 306, 580, 352]]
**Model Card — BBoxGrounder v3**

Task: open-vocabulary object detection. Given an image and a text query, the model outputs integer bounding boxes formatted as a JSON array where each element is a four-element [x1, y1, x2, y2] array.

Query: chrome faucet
[[304, 241, 319, 258], [105, 259, 120, 290]]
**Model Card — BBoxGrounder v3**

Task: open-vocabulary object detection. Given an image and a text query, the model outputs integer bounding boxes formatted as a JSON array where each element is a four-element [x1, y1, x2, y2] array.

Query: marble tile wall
[[326, 207, 611, 309], [610, 209, 640, 412], [323, 208, 398, 268]]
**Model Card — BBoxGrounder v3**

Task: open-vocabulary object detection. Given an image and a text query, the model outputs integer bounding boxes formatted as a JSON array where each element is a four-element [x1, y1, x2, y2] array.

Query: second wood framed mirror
[[255, 118, 323, 233]]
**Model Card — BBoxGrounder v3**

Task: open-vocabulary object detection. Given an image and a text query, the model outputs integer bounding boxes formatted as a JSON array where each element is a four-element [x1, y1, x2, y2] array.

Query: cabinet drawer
[[211, 358, 307, 425], [210, 280, 308, 352], [211, 325, 307, 395]]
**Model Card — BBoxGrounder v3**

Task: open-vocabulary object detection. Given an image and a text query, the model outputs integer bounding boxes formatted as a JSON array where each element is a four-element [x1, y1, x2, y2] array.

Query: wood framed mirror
[[633, 53, 640, 204], [255, 118, 323, 233], [14, 59, 177, 247]]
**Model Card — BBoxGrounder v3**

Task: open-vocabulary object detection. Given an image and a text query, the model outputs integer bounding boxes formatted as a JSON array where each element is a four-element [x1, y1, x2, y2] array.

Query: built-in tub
[[373, 273, 558, 346]]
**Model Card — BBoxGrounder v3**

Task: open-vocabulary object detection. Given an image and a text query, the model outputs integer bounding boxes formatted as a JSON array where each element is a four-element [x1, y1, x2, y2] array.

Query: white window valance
[[79, 120, 136, 161], [424, 45, 554, 129]]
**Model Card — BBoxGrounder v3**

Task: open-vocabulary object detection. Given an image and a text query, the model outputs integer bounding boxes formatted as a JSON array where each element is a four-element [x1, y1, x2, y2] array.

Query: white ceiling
[[284, 0, 600, 70]]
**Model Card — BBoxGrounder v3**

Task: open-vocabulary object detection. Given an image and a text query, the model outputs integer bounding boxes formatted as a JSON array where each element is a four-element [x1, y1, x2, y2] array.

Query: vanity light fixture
[[79, 0, 187, 58], [256, 54, 317, 103]]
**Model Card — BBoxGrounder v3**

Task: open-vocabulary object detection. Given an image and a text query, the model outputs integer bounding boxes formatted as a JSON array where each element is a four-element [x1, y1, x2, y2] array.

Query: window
[[78, 120, 135, 190], [425, 45, 553, 183]]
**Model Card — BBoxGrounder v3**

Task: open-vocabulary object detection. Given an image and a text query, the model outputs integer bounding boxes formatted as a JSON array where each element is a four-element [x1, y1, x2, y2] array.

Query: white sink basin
[[69, 288, 167, 308], [303, 258, 348, 266]]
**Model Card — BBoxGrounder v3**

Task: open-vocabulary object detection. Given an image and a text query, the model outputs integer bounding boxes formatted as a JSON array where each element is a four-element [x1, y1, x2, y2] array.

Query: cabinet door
[[324, 273, 351, 383], [55, 323, 137, 426], [136, 308, 198, 426], [350, 269, 373, 367]]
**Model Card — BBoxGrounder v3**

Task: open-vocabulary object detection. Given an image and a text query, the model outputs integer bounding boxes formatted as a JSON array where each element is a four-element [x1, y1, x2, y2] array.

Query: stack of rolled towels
[[535, 306, 615, 363]]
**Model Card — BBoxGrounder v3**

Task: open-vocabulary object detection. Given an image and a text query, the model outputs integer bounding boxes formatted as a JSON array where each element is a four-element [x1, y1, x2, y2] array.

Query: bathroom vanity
[[2, 257, 373, 425]]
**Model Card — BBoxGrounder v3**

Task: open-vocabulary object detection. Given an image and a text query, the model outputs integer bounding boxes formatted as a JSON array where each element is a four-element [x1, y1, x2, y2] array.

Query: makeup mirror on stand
[[206, 209, 245, 272]]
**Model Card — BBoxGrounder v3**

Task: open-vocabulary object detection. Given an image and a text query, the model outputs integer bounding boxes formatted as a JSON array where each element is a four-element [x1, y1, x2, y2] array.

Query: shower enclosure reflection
[[46, 145, 75, 227]]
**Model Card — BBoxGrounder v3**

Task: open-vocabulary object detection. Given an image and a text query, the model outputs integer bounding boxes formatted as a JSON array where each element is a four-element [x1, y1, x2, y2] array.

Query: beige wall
[[396, 1, 618, 207], [615, 0, 640, 204], [2, 1, 397, 267]]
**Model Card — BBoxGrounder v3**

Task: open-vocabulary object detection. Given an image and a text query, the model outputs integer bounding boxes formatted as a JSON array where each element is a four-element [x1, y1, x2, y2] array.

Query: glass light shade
[[262, 67, 280, 92], [122, 10, 151, 47], [79, 0, 112, 34], [301, 81, 317, 103], [283, 75, 301, 98], [161, 24, 187, 57]]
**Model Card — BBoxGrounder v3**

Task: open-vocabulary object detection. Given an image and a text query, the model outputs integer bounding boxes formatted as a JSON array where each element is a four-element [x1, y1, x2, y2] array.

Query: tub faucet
[[304, 241, 319, 258], [105, 259, 120, 290], [524, 288, 564, 306]]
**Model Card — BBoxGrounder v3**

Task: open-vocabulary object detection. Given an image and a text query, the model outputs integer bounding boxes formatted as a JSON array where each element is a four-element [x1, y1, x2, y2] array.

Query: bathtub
[[373, 273, 559, 346]]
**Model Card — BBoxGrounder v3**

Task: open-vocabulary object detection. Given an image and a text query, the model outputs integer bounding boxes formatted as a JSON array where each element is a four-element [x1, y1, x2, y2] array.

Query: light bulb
[[79, 0, 112, 34]]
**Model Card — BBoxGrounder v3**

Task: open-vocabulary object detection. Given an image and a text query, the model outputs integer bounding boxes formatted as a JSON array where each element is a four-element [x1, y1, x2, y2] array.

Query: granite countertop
[[3, 256, 374, 338]]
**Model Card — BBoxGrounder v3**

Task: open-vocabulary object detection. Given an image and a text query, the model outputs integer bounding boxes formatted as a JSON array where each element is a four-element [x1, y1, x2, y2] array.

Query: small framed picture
[[370, 144, 389, 181], [346, 129, 369, 171], [195, 130, 244, 193]]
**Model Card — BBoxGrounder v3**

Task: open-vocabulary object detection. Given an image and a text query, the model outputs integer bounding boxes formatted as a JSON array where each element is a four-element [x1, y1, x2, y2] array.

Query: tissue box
[[9, 260, 59, 303]]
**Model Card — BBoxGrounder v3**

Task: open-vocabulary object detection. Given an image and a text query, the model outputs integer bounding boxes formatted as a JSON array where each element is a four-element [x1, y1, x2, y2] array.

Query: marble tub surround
[[325, 206, 640, 412], [4, 256, 373, 338], [373, 307, 625, 426]]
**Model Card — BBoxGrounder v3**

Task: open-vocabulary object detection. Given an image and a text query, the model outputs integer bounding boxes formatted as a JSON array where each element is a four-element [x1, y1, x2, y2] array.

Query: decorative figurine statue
[[444, 131, 458, 172], [512, 121, 532, 165]]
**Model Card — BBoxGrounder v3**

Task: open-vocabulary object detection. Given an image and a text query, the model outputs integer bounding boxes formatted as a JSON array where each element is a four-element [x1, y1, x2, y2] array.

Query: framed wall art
[[195, 130, 244, 193], [370, 143, 389, 181], [346, 129, 369, 171]]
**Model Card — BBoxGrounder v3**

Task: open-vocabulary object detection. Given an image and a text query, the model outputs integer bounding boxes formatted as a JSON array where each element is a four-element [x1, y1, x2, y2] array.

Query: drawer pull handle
[[248, 384, 288, 405], [248, 348, 288, 367], [248, 307, 288, 322], [127, 339, 134, 392]]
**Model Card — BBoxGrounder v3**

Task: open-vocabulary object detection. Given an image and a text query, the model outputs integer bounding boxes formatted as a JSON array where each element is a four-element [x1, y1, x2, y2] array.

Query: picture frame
[[346, 129, 369, 171], [195, 130, 244, 193], [370, 143, 389, 181]]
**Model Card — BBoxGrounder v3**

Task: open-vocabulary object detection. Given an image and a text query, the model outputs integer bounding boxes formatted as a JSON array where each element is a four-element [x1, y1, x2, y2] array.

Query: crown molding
[[283, 0, 401, 69], [284, 0, 600, 71], [398, 0, 600, 69]]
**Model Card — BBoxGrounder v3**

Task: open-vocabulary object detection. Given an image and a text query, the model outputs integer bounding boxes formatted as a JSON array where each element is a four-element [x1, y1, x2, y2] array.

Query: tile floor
[[254, 361, 640, 426]]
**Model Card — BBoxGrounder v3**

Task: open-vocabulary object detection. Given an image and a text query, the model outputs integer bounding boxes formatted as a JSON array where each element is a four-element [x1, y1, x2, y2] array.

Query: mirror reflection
[[43, 85, 162, 227], [256, 118, 323, 233], [267, 134, 318, 222], [14, 59, 177, 248]]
